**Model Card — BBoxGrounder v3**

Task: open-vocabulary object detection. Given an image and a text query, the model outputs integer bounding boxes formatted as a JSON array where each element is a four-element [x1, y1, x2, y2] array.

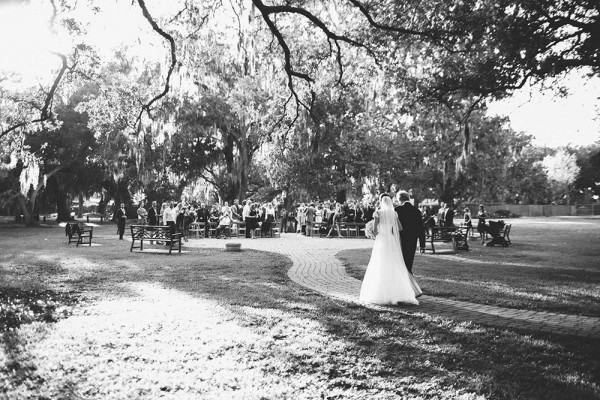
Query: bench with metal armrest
[[130, 225, 182, 254]]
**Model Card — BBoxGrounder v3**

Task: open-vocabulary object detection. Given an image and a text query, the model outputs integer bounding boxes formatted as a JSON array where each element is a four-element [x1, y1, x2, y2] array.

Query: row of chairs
[[188, 222, 281, 239], [307, 222, 366, 238]]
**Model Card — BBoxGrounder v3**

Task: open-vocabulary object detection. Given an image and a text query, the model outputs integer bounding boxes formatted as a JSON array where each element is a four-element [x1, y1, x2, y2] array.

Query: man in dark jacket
[[394, 191, 426, 275], [444, 203, 455, 227], [147, 201, 158, 225], [113, 203, 127, 240], [195, 202, 211, 238]]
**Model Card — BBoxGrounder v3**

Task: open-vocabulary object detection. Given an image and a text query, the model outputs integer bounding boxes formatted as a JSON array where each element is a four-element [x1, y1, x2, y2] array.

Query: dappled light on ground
[[0, 221, 599, 399], [6, 282, 344, 398]]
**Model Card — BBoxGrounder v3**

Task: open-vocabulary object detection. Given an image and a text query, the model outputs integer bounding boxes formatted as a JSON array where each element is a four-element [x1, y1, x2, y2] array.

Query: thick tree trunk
[[77, 193, 84, 218], [223, 127, 251, 202], [16, 193, 34, 225], [98, 191, 112, 215], [56, 182, 71, 221]]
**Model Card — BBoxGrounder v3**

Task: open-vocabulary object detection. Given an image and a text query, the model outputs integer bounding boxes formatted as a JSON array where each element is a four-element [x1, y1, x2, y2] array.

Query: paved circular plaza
[[185, 232, 600, 339]]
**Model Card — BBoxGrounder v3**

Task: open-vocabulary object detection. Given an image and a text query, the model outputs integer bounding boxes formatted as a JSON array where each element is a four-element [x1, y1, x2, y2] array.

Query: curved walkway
[[191, 234, 600, 338]]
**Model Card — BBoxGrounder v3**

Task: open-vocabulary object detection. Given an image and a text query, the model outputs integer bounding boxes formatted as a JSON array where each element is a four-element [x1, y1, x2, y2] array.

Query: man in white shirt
[[231, 199, 242, 222], [163, 201, 176, 231], [217, 210, 232, 239], [242, 200, 252, 238], [221, 201, 231, 216]]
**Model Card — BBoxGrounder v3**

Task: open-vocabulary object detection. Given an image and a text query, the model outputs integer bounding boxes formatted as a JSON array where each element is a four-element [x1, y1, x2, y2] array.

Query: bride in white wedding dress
[[359, 194, 422, 305]]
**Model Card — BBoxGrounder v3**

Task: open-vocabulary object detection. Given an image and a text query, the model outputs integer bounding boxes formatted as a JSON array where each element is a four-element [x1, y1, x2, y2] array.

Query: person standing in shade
[[394, 191, 426, 275], [230, 199, 243, 224], [248, 203, 259, 239], [137, 201, 148, 225], [279, 207, 288, 233], [147, 201, 158, 244], [325, 204, 344, 238], [463, 207, 473, 236], [148, 201, 158, 226], [444, 203, 455, 227], [305, 203, 316, 237], [477, 204, 488, 244], [243, 200, 253, 238], [114, 203, 127, 240], [195, 202, 211, 238], [163, 201, 177, 243], [437, 202, 446, 227]]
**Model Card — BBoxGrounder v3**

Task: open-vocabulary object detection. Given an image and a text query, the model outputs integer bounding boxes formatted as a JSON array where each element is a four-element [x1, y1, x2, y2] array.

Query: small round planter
[[225, 242, 242, 252]]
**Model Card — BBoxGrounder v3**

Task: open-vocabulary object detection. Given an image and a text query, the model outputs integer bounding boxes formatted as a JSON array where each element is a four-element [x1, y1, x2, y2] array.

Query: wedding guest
[[297, 203, 306, 234], [162, 201, 177, 242], [326, 204, 344, 238], [243, 200, 253, 238], [176, 204, 190, 242], [230, 199, 242, 223], [422, 205, 435, 236], [463, 207, 473, 236], [221, 201, 231, 216], [363, 202, 375, 222], [114, 202, 127, 240], [279, 207, 288, 233], [261, 203, 276, 237], [477, 204, 488, 244], [146, 201, 158, 244], [444, 203, 455, 227], [248, 203, 259, 238], [210, 204, 220, 222], [287, 205, 297, 233], [160, 203, 168, 225], [305, 203, 316, 236], [315, 204, 324, 223], [195, 202, 210, 238], [216, 210, 232, 239], [355, 202, 364, 222], [137, 201, 148, 225], [437, 202, 446, 227], [147, 201, 158, 225], [346, 201, 356, 223]]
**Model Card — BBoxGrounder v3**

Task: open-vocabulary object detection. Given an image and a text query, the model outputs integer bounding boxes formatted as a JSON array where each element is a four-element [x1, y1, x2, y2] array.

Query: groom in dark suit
[[394, 191, 426, 274]]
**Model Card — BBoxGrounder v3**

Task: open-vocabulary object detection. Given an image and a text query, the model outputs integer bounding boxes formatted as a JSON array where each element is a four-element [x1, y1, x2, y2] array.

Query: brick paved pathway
[[190, 234, 600, 338]]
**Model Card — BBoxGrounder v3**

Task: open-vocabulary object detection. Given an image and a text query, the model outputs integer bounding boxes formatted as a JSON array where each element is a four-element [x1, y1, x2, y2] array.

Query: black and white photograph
[[1, 0, 599, 398]]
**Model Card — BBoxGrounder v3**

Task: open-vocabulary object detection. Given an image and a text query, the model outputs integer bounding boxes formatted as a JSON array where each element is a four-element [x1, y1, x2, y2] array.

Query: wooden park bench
[[427, 226, 469, 254], [130, 225, 182, 254], [66, 222, 94, 246]]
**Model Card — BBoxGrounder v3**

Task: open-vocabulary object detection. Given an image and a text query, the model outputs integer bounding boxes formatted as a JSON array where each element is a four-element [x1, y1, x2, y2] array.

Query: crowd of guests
[[124, 197, 278, 240], [116, 195, 490, 242]]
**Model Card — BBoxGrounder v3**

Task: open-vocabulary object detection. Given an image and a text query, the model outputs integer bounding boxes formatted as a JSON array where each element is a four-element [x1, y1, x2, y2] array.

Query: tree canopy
[[0, 0, 598, 223]]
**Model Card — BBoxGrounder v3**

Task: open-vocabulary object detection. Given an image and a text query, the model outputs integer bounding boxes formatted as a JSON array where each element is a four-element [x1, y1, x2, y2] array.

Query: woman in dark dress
[[477, 204, 488, 244], [248, 204, 259, 239]]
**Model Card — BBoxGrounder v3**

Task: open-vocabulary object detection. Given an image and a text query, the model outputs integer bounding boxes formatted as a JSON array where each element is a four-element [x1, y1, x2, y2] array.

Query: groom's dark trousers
[[395, 202, 426, 274]]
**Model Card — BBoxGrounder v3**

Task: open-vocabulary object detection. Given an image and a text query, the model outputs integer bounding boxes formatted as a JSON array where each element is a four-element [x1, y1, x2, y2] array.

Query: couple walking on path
[[359, 191, 426, 305]]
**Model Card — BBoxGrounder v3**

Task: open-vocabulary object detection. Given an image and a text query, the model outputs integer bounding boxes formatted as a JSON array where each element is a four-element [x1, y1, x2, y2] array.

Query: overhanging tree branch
[[134, 0, 177, 131], [0, 52, 68, 141]]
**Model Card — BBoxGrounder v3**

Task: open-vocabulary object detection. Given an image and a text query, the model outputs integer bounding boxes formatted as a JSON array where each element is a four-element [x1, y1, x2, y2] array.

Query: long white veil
[[379, 196, 402, 237]]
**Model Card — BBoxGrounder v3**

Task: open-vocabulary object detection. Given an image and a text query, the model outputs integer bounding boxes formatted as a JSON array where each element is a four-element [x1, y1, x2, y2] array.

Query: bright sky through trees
[[1, 0, 598, 149], [0, 2, 59, 84], [487, 70, 600, 148]]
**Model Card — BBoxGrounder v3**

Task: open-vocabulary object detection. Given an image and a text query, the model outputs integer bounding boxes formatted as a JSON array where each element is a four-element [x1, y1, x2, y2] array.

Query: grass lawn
[[0, 218, 599, 399], [343, 217, 600, 317]]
